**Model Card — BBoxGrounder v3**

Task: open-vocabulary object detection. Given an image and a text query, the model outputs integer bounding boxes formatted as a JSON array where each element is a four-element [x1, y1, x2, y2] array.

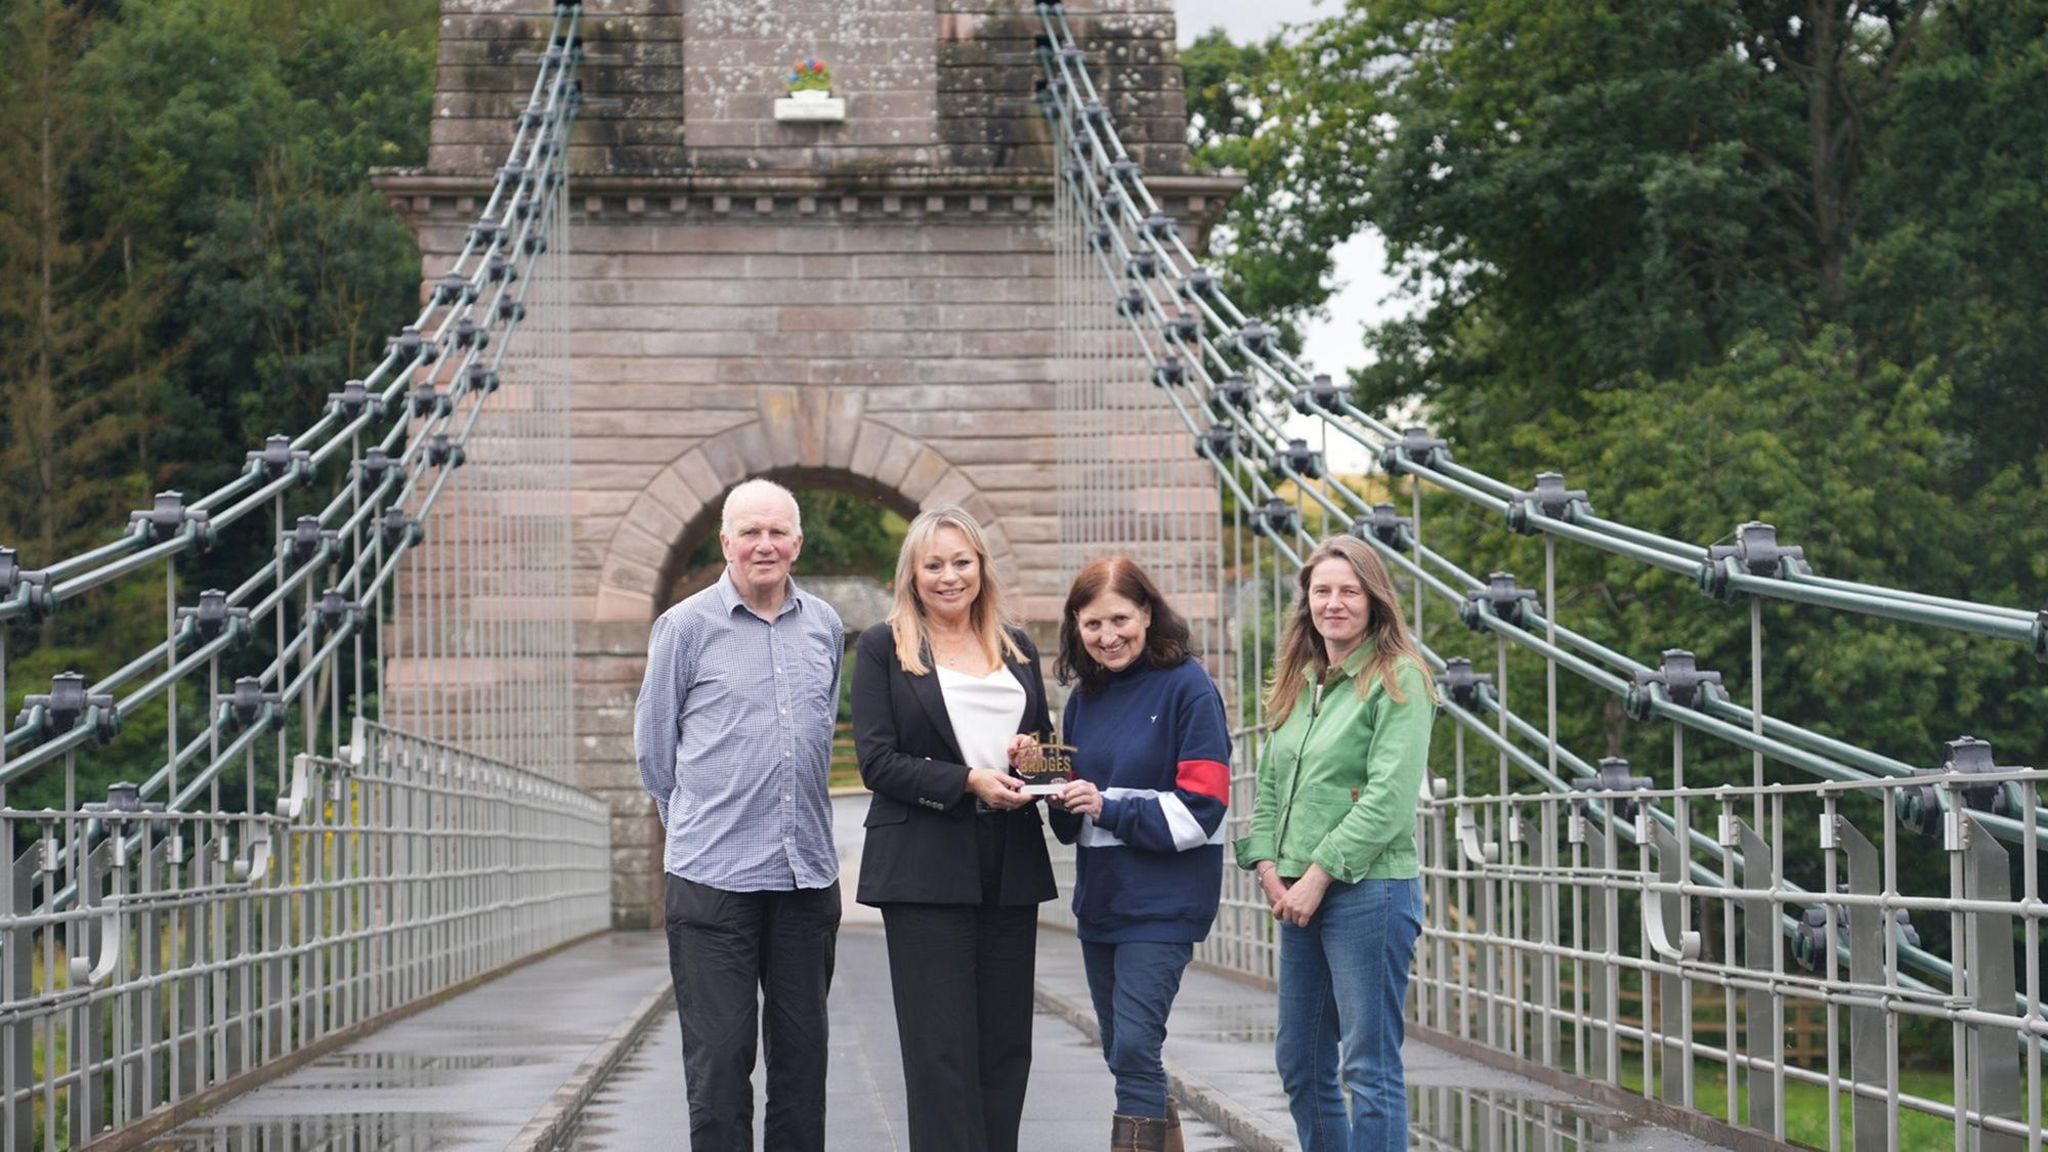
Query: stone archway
[[578, 391, 1023, 928], [591, 388, 1017, 626]]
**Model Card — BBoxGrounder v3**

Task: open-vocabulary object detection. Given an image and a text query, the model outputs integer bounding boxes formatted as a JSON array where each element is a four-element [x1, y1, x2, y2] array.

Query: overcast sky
[[1174, 0, 1393, 470]]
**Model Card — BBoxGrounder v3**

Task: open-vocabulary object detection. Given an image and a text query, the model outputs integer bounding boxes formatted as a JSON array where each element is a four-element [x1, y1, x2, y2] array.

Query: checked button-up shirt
[[633, 569, 844, 892]]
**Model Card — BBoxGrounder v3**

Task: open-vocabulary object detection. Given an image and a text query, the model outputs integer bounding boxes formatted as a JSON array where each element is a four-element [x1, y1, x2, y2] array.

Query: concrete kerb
[[508, 978, 677, 1152], [1031, 981, 1296, 1152]]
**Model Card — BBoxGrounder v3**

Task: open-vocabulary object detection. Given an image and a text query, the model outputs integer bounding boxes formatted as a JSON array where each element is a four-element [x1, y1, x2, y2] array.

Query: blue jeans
[[1275, 877, 1423, 1152], [1080, 940, 1192, 1118]]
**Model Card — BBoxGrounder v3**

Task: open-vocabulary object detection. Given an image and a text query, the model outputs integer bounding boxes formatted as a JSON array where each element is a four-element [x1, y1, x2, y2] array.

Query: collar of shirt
[[716, 566, 806, 622], [1306, 639, 1377, 689]]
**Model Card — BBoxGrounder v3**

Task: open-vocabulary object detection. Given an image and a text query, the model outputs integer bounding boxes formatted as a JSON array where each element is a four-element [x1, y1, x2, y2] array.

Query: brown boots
[[1110, 1113, 1167, 1152], [1109, 1100, 1184, 1152]]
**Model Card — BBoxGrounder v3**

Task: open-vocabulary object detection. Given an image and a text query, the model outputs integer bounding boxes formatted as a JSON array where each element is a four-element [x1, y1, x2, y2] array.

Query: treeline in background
[[0, 0, 446, 809], [1190, 0, 2046, 799], [1188, 1, 2048, 1072]]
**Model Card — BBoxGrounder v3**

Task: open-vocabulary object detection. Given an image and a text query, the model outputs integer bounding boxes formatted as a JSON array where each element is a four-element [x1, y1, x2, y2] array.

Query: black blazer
[[851, 620, 1059, 907]]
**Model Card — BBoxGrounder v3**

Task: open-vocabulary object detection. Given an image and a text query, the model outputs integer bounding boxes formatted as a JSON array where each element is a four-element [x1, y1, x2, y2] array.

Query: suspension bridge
[[4, 2, 2044, 1149]]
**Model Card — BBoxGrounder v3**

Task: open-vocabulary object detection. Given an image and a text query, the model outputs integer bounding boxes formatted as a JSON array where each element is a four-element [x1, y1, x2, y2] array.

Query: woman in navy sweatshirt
[[1047, 557, 1230, 1152]]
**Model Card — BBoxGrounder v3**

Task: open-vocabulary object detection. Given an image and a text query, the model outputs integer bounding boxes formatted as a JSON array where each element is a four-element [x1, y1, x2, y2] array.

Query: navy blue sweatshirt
[[1048, 657, 1231, 943]]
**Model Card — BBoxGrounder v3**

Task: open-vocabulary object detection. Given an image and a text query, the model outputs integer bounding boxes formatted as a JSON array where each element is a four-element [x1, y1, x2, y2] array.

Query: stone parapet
[[428, 0, 1187, 178]]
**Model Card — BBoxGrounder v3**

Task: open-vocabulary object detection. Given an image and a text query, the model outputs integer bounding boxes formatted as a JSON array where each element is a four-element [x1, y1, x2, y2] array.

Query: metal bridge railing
[[0, 3, 593, 1146], [3, 721, 610, 1149], [1034, 2, 2044, 1148]]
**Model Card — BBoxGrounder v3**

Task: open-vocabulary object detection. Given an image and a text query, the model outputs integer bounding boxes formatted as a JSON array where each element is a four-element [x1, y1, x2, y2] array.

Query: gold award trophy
[[1015, 736, 1078, 797]]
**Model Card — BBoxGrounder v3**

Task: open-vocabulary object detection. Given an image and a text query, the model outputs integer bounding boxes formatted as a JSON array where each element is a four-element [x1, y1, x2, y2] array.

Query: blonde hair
[[887, 507, 1025, 675], [1264, 535, 1436, 725]]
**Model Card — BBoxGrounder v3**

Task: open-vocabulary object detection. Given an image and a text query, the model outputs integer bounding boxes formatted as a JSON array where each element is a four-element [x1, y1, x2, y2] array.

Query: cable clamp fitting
[[1459, 571, 1536, 631], [176, 590, 252, 650], [1433, 658, 1493, 711], [1698, 521, 1810, 601], [1251, 498, 1299, 538], [1233, 320, 1273, 357], [1792, 904, 1918, 972], [435, 273, 477, 306], [328, 379, 384, 421], [380, 509, 424, 553], [247, 435, 312, 485], [1378, 426, 1449, 474], [311, 589, 363, 638], [0, 549, 51, 624], [387, 325, 437, 365], [428, 434, 466, 470], [1198, 424, 1237, 461], [1507, 472, 1591, 535], [1293, 373, 1342, 414], [354, 449, 396, 497], [1624, 649, 1725, 721], [1350, 503, 1413, 552], [283, 516, 337, 568], [1568, 756, 1653, 824], [1271, 439, 1325, 480], [129, 490, 211, 550], [18, 671, 119, 747], [220, 676, 284, 734], [413, 383, 451, 420]]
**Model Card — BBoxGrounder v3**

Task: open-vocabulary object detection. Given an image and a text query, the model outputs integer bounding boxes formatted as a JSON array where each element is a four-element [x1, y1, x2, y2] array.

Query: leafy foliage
[[0, 0, 436, 808], [1199, 2, 2048, 986], [1206, 0, 2046, 777]]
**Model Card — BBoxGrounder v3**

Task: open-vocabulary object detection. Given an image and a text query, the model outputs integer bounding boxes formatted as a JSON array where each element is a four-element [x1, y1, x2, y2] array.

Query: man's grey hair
[[720, 478, 802, 536]]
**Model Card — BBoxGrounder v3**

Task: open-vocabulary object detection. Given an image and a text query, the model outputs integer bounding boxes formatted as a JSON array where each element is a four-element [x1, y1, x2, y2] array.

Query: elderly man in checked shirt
[[635, 477, 846, 1152]]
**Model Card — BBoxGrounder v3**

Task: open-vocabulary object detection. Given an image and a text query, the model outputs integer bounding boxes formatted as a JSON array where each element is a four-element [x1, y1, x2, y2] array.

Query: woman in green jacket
[[1236, 535, 1436, 1152]]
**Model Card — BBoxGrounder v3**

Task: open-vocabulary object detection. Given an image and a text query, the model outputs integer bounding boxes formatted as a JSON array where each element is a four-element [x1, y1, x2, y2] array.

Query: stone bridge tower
[[380, 0, 1236, 927]]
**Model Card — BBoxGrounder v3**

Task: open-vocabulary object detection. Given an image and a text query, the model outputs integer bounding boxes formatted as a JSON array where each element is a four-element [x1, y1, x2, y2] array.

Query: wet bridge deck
[[141, 799, 1727, 1152]]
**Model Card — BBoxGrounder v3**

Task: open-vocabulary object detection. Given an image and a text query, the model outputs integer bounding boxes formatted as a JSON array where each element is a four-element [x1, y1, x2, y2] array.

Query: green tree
[[0, 0, 438, 809], [0, 0, 167, 622]]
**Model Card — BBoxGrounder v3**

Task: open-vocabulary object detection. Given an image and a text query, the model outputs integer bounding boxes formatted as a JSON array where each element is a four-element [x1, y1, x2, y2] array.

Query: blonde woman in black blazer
[[852, 506, 1057, 1152]]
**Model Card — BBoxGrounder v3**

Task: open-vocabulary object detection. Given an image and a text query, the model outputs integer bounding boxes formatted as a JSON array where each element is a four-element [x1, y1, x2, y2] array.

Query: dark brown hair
[[1056, 556, 1192, 694]]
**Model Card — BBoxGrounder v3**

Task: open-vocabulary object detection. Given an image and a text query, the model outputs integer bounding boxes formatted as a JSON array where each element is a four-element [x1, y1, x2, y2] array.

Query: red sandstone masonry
[[384, 0, 1235, 929]]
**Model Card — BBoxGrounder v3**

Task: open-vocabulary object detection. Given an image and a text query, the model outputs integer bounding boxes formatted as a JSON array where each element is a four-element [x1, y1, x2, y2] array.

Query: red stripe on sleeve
[[1175, 758, 1230, 803]]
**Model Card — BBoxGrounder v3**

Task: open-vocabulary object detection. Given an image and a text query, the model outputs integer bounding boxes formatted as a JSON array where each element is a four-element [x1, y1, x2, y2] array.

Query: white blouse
[[936, 664, 1027, 772]]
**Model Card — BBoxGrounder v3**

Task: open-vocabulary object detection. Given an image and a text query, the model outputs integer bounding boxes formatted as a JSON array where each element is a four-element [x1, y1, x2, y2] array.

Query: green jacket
[[1234, 646, 1435, 883]]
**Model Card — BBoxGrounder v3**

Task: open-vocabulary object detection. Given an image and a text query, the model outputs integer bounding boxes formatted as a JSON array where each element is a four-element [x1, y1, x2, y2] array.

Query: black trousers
[[663, 874, 841, 1152], [876, 814, 1040, 1152]]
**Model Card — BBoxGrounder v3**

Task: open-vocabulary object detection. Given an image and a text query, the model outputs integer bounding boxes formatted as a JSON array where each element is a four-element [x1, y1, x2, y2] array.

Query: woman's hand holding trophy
[[1007, 735, 1101, 818]]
